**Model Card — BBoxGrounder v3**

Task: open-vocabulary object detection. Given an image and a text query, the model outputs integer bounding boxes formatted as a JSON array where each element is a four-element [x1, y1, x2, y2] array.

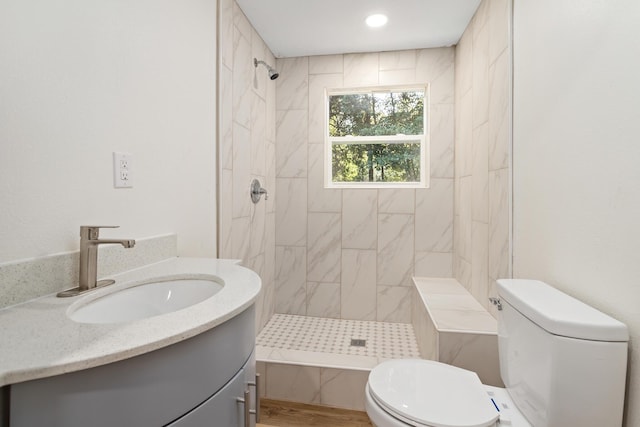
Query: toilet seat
[[367, 359, 500, 427]]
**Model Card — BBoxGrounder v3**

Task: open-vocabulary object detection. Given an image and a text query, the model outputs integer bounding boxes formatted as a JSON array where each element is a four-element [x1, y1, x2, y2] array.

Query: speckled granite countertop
[[0, 257, 261, 387]]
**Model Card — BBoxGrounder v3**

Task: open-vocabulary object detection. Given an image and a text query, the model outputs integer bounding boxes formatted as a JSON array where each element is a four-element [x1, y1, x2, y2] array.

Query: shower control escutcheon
[[250, 179, 268, 203]]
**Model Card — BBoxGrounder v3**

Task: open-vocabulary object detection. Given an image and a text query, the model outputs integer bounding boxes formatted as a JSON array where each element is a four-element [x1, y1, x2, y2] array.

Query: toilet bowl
[[365, 279, 629, 427], [365, 359, 530, 427]]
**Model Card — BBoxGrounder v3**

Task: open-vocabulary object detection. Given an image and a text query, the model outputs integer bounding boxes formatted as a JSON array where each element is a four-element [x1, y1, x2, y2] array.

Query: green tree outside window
[[328, 88, 426, 185]]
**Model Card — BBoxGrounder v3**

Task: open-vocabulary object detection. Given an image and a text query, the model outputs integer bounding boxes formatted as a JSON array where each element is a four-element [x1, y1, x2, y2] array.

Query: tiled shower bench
[[411, 277, 502, 386]]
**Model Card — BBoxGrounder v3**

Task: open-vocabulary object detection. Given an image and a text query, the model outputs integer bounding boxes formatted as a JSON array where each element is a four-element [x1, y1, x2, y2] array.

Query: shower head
[[254, 58, 279, 80]]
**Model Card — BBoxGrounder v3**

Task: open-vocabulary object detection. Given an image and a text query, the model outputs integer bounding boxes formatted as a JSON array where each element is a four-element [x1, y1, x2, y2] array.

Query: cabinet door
[[167, 366, 246, 427], [243, 351, 257, 427]]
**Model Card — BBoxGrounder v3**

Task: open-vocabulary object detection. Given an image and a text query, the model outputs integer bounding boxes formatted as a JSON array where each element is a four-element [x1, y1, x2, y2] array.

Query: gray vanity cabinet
[[167, 360, 253, 426], [9, 306, 256, 427]]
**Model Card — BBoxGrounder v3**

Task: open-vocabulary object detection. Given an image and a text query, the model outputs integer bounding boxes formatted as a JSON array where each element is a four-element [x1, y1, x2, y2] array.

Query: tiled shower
[[218, 0, 510, 409]]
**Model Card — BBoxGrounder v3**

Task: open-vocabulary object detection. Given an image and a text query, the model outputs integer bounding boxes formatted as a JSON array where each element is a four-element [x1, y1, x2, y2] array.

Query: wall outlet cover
[[113, 152, 133, 188]]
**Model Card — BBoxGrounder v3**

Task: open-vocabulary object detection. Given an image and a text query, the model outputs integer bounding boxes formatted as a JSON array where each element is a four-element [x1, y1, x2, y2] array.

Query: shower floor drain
[[350, 339, 366, 347]]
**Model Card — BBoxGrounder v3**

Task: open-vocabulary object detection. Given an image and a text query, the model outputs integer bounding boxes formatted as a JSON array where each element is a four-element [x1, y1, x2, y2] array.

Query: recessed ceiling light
[[365, 14, 388, 28]]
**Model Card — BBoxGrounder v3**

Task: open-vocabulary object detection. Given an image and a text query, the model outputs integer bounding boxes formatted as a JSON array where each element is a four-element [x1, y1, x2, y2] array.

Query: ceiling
[[235, 0, 482, 58]]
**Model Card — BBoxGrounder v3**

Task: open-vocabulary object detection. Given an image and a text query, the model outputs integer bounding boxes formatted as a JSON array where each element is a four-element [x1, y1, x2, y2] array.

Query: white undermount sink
[[68, 277, 224, 324]]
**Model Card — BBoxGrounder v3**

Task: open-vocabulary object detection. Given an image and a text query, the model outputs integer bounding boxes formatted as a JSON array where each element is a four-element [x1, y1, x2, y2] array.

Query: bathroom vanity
[[0, 258, 261, 427]]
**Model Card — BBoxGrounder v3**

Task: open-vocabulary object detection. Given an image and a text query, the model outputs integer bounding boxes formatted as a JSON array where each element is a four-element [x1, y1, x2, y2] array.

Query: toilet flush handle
[[489, 297, 503, 311]]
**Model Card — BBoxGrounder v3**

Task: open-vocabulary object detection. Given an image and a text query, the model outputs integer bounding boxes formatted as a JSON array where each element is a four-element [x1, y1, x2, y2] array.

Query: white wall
[[0, 0, 217, 262], [513, 0, 640, 424]]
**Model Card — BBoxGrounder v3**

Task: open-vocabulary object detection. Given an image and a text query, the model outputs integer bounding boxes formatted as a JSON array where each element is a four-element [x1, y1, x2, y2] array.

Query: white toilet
[[365, 279, 629, 427]]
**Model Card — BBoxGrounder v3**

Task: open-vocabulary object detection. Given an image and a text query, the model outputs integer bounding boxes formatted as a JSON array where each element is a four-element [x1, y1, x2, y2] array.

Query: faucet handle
[[80, 225, 120, 239]]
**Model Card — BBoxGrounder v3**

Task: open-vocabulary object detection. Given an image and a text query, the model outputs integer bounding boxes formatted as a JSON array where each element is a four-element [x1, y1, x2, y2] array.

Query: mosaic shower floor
[[256, 314, 420, 370]]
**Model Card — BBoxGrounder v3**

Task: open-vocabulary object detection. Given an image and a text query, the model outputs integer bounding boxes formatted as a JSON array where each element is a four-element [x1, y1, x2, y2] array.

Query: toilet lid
[[368, 359, 499, 427]]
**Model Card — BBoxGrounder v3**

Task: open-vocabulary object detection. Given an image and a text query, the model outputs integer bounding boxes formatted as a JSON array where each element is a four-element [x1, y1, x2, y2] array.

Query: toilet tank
[[496, 279, 628, 427]]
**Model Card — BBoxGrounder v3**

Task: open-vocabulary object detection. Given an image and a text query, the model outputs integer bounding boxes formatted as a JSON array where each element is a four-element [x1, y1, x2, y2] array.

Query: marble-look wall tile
[[415, 179, 454, 252], [232, 123, 251, 219], [266, 65, 277, 142], [472, 0, 489, 37], [220, 65, 233, 170], [307, 282, 341, 318], [260, 278, 275, 332], [457, 91, 473, 177], [264, 212, 276, 280], [379, 50, 416, 71], [251, 97, 267, 177], [489, 0, 510, 63], [276, 109, 308, 178], [307, 213, 341, 283], [273, 46, 457, 321], [472, 122, 489, 223], [219, 0, 233, 68], [488, 50, 509, 171], [455, 30, 473, 98], [472, 11, 490, 128], [220, 2, 276, 332], [379, 69, 416, 86], [275, 178, 307, 246], [377, 286, 412, 323], [232, 2, 252, 40], [265, 364, 320, 404], [414, 252, 453, 277], [342, 189, 377, 250], [471, 221, 489, 308], [232, 30, 251, 129], [412, 286, 438, 359], [489, 169, 509, 281], [430, 104, 455, 178], [344, 53, 379, 87], [416, 48, 455, 104], [275, 245, 307, 315], [453, 215, 461, 267], [247, 253, 265, 288], [251, 29, 268, 100], [266, 141, 276, 214], [320, 368, 368, 410], [276, 57, 308, 110], [456, 256, 472, 291], [378, 189, 415, 214], [458, 176, 472, 262], [231, 216, 250, 262], [308, 73, 343, 143], [453, 0, 510, 314], [249, 197, 266, 259], [219, 169, 233, 257], [439, 332, 501, 387], [262, 213, 276, 328], [309, 54, 343, 75], [341, 249, 377, 321], [377, 214, 414, 287], [308, 143, 341, 213]]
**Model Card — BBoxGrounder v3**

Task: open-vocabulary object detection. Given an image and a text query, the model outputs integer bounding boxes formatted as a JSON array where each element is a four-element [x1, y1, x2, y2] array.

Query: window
[[326, 86, 428, 188]]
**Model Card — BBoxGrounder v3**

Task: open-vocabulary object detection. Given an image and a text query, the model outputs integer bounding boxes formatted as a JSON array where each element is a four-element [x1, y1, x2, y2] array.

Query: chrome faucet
[[58, 225, 135, 297]]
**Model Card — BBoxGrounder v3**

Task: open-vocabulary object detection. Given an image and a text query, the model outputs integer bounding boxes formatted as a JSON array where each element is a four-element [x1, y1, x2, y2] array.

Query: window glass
[[327, 87, 427, 187]]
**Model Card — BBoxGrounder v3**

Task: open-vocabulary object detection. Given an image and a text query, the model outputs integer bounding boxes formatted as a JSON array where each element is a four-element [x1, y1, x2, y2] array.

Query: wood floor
[[256, 399, 373, 427]]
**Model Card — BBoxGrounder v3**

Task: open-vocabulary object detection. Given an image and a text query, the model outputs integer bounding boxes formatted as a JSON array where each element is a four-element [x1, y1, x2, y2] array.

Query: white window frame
[[324, 85, 430, 189]]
